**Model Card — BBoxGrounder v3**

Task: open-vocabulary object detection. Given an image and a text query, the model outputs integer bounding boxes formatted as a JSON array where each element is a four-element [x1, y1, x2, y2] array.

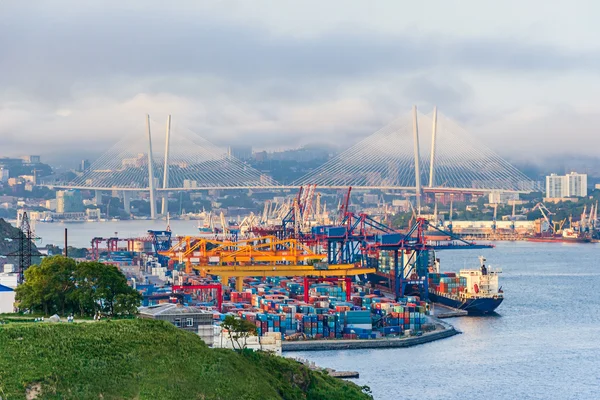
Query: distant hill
[[0, 319, 371, 400], [511, 155, 600, 182], [0, 218, 41, 268]]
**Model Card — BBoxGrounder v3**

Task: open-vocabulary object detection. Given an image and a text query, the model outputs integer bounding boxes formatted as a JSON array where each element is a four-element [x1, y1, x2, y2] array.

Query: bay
[[25, 222, 600, 399]]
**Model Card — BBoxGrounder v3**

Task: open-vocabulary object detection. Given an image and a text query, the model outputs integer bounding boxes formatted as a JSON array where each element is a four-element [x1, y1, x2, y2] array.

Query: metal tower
[[13, 212, 34, 284]]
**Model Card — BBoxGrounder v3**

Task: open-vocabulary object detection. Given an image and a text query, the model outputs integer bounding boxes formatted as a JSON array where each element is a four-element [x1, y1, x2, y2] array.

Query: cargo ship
[[526, 227, 592, 243], [428, 256, 503, 314]]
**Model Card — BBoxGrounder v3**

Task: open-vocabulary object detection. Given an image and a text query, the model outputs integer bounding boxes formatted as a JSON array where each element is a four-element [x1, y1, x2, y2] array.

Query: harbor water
[[289, 242, 600, 400], [31, 220, 202, 248], [30, 222, 600, 399]]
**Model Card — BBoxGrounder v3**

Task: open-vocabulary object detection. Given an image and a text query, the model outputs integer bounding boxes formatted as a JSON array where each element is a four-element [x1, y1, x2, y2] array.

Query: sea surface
[[31, 219, 202, 248], [29, 221, 600, 399], [290, 242, 600, 400]]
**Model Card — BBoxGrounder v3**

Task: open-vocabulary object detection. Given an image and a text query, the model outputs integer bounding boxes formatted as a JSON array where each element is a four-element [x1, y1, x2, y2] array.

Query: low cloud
[[1, 2, 600, 166]]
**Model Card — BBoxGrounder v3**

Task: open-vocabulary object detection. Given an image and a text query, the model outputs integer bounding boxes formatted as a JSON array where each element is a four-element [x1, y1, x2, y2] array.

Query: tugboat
[[198, 212, 214, 234], [428, 256, 503, 314]]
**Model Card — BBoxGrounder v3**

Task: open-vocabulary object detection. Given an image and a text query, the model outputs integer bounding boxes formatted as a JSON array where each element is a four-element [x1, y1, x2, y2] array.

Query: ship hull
[[429, 291, 503, 314], [526, 237, 591, 243]]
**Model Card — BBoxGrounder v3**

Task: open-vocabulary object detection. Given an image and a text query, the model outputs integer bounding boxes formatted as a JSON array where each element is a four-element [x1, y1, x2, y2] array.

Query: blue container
[[326, 226, 347, 237], [382, 326, 402, 335], [380, 233, 405, 245]]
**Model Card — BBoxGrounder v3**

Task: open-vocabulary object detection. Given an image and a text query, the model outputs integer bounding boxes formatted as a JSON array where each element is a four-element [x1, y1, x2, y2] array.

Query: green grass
[[0, 319, 372, 400]]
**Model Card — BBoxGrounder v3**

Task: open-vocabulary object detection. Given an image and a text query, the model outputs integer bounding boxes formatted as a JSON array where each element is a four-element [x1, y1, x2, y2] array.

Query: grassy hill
[[0, 319, 371, 400]]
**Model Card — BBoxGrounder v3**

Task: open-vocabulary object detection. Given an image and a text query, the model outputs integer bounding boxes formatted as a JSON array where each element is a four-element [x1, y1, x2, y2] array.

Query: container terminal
[[54, 186, 511, 352]]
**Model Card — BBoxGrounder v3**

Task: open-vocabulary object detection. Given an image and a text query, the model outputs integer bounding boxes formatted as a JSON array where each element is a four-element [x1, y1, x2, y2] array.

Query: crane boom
[[338, 187, 352, 224], [533, 202, 554, 233]]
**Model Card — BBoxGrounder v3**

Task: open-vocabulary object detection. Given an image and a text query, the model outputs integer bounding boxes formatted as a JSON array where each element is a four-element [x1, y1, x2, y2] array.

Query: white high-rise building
[[545, 172, 587, 198], [546, 174, 564, 198], [566, 172, 587, 197], [0, 168, 8, 182]]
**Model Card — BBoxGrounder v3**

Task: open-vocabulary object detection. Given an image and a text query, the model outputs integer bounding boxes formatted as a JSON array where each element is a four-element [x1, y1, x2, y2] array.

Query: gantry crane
[[159, 234, 375, 291]]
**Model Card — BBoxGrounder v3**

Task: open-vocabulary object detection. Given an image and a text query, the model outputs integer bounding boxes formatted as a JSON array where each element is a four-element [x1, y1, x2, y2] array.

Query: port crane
[[532, 202, 555, 234], [491, 203, 498, 234], [447, 194, 454, 233], [337, 186, 352, 224], [159, 234, 375, 291], [261, 201, 271, 224], [553, 218, 566, 233], [509, 201, 516, 233]]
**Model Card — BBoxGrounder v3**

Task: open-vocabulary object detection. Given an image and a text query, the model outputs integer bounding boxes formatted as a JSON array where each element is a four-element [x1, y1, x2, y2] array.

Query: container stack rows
[[207, 277, 431, 341], [429, 273, 466, 295]]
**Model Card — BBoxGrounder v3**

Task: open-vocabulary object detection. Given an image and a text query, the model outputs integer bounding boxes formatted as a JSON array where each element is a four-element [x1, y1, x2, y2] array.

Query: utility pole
[[64, 228, 68, 258]]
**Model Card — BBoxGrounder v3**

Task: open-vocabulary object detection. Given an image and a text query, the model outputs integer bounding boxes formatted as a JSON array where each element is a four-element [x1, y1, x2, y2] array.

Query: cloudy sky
[[1, 1, 600, 166]]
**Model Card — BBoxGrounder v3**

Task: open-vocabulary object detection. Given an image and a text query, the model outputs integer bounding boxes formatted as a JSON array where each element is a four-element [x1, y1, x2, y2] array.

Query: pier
[[292, 358, 360, 379], [283, 318, 459, 352], [430, 303, 469, 318]]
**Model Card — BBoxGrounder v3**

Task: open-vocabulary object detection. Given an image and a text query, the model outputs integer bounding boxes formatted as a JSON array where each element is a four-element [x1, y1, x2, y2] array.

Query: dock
[[327, 369, 360, 379], [283, 318, 459, 352], [430, 303, 468, 318], [291, 358, 359, 379]]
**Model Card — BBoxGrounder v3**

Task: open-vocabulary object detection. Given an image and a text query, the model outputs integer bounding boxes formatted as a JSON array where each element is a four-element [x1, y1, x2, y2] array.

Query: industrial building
[[0, 264, 18, 289], [56, 190, 84, 213], [227, 145, 253, 161], [138, 304, 214, 345], [488, 191, 519, 204], [0, 284, 15, 313]]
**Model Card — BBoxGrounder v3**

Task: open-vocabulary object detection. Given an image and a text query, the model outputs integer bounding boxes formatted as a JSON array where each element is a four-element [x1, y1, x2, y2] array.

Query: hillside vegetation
[[0, 319, 371, 400], [16, 256, 141, 317]]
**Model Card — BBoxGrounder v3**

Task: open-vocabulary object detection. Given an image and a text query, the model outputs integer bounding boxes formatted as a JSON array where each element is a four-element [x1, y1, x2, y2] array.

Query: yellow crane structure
[[159, 235, 375, 291], [198, 263, 375, 291], [553, 218, 566, 233]]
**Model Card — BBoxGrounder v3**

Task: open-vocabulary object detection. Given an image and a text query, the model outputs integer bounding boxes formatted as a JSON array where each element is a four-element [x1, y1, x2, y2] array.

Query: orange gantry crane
[[159, 235, 375, 291]]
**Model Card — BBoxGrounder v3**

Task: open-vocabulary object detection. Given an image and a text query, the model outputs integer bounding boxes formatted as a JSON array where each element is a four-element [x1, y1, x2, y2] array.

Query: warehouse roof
[[0, 284, 14, 292], [139, 303, 211, 316]]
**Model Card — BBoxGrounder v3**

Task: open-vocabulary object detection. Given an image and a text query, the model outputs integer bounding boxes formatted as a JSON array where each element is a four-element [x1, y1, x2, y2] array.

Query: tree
[[16, 256, 76, 315], [15, 256, 141, 317], [72, 261, 141, 316], [391, 212, 412, 229], [113, 293, 142, 316], [221, 315, 258, 351]]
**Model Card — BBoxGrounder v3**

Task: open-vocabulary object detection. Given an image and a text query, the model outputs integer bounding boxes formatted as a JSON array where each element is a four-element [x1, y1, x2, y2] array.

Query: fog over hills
[[2, 1, 600, 170]]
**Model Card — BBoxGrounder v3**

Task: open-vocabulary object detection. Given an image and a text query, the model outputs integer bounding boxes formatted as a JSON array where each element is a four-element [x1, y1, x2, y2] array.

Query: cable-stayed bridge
[[293, 108, 535, 192], [50, 107, 538, 217]]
